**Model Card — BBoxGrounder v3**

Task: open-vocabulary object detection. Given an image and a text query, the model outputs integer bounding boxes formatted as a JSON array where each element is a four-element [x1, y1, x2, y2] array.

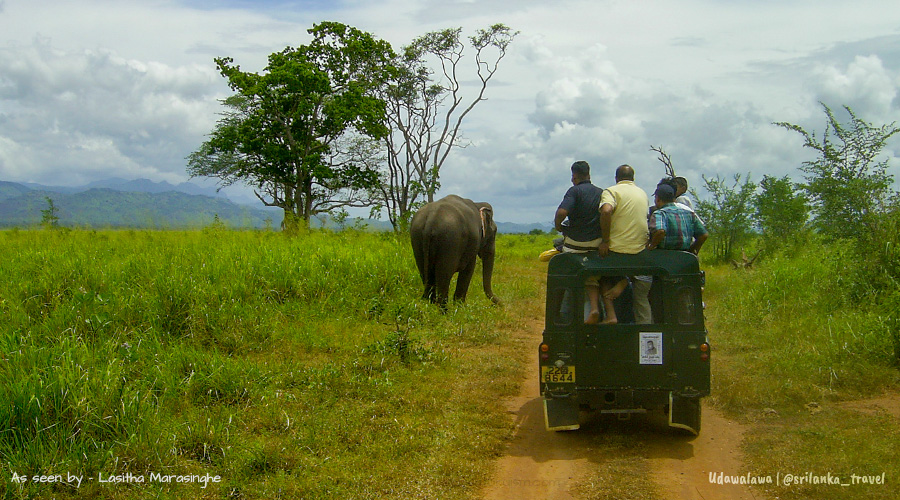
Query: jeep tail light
[[700, 343, 709, 362]]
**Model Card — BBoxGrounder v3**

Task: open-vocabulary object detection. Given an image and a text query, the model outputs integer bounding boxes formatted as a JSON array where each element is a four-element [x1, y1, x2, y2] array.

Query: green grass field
[[0, 228, 549, 499], [3, 228, 899, 500], [704, 241, 900, 500]]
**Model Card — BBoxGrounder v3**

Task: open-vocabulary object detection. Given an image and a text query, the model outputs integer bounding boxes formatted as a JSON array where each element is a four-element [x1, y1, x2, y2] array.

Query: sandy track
[[481, 320, 761, 500]]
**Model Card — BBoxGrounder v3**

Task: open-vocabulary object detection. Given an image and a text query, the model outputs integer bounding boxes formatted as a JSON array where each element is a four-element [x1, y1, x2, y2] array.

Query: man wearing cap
[[555, 160, 604, 324], [648, 183, 708, 254]]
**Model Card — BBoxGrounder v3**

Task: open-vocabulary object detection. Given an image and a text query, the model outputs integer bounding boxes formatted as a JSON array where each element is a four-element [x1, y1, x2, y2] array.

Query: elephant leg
[[434, 266, 453, 309], [411, 239, 434, 301], [431, 232, 465, 309], [424, 266, 437, 302], [453, 258, 477, 302]]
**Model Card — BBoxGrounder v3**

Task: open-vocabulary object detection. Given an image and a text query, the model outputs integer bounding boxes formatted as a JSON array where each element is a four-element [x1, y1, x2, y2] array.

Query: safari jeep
[[540, 250, 710, 435]]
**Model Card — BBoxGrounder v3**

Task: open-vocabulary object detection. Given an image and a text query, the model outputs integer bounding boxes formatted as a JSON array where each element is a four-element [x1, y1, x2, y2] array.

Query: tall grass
[[704, 236, 900, 500], [0, 228, 552, 499], [706, 239, 898, 411]]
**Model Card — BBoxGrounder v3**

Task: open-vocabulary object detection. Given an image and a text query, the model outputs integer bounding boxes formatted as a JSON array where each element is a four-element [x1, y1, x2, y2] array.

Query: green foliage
[[753, 175, 810, 249], [378, 24, 518, 230], [861, 201, 900, 363], [188, 22, 395, 233], [775, 103, 900, 239], [39, 196, 59, 229], [707, 235, 900, 406], [694, 173, 757, 262], [706, 236, 900, 500], [0, 229, 530, 499]]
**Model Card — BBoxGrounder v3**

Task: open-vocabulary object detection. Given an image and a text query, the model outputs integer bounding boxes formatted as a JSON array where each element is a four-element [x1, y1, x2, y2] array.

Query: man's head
[[654, 183, 676, 206], [658, 177, 678, 191], [571, 160, 591, 183], [672, 176, 688, 197], [615, 164, 635, 182]]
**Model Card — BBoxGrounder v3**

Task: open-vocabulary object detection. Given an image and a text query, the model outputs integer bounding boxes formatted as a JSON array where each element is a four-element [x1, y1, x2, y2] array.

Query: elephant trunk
[[481, 252, 501, 305]]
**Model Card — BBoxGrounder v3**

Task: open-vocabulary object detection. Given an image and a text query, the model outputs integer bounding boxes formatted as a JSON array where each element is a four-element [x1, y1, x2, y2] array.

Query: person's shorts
[[562, 236, 601, 252], [562, 237, 601, 286]]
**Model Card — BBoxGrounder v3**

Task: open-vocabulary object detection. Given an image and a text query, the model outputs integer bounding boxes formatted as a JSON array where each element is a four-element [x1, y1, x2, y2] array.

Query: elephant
[[410, 195, 501, 309]]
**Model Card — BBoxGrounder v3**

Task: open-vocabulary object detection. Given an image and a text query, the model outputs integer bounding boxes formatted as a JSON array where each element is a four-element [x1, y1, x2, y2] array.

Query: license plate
[[541, 366, 575, 383]]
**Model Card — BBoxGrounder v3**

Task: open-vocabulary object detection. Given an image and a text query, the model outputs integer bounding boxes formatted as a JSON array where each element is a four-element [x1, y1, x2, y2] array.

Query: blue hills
[[0, 179, 282, 229], [0, 178, 552, 233]]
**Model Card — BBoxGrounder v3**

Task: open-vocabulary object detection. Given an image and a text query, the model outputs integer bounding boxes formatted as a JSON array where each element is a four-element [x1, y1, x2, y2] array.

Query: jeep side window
[[548, 287, 573, 325], [675, 286, 698, 325]]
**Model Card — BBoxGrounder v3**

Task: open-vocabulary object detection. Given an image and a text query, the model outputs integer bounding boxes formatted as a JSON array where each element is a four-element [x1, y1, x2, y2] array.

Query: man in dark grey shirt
[[555, 160, 604, 323]]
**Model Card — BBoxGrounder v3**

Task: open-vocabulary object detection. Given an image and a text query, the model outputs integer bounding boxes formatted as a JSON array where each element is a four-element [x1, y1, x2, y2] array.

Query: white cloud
[[1, 0, 900, 222], [814, 55, 898, 121], [0, 38, 223, 184]]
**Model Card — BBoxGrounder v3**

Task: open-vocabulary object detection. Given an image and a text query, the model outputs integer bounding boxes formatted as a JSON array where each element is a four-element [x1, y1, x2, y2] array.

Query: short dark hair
[[658, 177, 678, 190], [571, 160, 590, 178], [655, 183, 676, 202], [673, 176, 688, 191], [616, 164, 635, 181]]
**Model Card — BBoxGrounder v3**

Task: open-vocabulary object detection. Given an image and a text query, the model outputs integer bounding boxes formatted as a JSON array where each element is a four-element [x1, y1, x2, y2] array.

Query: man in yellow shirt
[[597, 164, 650, 324], [599, 164, 649, 256]]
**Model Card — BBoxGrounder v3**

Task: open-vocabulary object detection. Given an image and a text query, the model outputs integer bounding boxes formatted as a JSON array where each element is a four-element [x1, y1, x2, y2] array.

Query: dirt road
[[481, 321, 761, 500]]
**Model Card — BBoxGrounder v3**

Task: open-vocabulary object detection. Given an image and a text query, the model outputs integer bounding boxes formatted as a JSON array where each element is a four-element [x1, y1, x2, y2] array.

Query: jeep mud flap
[[668, 393, 701, 435], [543, 397, 580, 431]]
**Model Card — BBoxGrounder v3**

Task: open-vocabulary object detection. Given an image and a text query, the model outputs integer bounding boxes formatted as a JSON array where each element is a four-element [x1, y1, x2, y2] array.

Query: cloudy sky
[[2, 0, 899, 224]]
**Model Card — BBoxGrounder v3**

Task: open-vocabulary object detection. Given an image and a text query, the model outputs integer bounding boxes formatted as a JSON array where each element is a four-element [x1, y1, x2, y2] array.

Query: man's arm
[[598, 203, 614, 256], [689, 214, 708, 254], [647, 229, 665, 250], [554, 208, 569, 234], [689, 233, 708, 255]]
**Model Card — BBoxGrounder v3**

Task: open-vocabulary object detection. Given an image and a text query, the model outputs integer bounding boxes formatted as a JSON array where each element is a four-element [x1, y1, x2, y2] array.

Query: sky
[[1, 0, 899, 224]]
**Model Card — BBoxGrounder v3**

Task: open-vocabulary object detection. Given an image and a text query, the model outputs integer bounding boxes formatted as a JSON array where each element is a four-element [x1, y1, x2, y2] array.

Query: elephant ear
[[478, 204, 495, 239]]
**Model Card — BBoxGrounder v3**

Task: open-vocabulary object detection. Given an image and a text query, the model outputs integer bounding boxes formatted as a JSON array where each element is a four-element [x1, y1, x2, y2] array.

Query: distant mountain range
[[0, 178, 553, 233], [0, 179, 280, 229], [19, 177, 229, 198]]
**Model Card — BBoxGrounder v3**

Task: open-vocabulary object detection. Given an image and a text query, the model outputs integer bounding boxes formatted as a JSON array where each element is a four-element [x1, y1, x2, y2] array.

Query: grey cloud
[[411, 0, 577, 23], [0, 39, 222, 185], [670, 36, 708, 48], [745, 34, 900, 121], [461, 74, 814, 222]]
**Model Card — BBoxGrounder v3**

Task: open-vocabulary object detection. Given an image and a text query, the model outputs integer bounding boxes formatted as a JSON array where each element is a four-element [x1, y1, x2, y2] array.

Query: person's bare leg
[[585, 285, 601, 324], [602, 278, 628, 301], [599, 281, 618, 324]]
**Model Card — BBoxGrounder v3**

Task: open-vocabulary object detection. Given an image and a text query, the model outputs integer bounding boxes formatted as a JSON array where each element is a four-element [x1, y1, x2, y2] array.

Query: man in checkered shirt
[[647, 183, 708, 254]]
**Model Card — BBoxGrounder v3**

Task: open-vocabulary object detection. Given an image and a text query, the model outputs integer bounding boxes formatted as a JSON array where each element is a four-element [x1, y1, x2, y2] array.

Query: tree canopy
[[376, 24, 517, 230], [694, 173, 756, 262], [775, 103, 900, 239], [187, 22, 395, 232], [753, 175, 809, 248]]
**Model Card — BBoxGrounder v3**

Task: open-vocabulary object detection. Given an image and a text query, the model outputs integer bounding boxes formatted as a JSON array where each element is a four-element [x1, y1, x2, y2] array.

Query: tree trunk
[[282, 210, 306, 235]]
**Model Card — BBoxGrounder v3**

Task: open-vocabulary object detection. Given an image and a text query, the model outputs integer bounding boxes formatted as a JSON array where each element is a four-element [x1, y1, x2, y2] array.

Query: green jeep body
[[540, 250, 711, 434]]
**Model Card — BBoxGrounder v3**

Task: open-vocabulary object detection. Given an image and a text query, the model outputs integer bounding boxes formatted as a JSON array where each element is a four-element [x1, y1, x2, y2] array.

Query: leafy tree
[[753, 175, 809, 247], [694, 173, 756, 262], [775, 103, 900, 239], [375, 24, 517, 230], [187, 22, 395, 233], [40, 196, 59, 228]]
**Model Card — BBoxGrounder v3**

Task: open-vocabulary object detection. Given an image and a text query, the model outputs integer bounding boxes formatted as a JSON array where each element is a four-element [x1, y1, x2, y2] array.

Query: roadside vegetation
[[0, 228, 548, 500], [705, 228, 900, 499], [695, 103, 900, 499]]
